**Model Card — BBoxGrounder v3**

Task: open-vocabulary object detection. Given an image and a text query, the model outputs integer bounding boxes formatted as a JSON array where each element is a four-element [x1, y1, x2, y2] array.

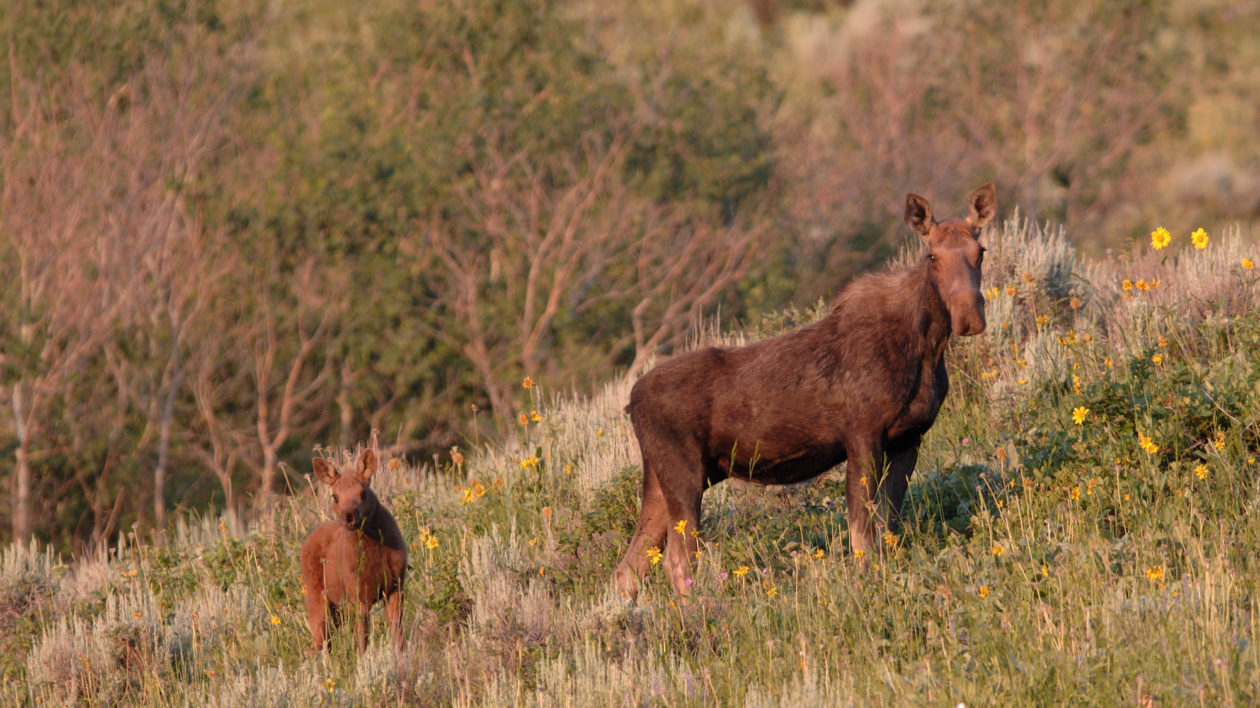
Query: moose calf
[[616, 184, 996, 599], [300, 449, 407, 653]]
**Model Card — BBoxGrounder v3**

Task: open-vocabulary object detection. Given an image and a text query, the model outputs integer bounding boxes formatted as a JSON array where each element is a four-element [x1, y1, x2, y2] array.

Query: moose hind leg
[[662, 479, 702, 598], [846, 437, 885, 557], [614, 459, 670, 600]]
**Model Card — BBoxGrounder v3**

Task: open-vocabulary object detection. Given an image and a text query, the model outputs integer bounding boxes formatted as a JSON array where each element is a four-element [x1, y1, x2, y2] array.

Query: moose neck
[[352, 491, 402, 548], [912, 258, 955, 366]]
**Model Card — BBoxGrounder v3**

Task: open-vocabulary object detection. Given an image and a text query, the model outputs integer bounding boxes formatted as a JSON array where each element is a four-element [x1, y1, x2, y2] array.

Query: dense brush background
[[2, 0, 1260, 704]]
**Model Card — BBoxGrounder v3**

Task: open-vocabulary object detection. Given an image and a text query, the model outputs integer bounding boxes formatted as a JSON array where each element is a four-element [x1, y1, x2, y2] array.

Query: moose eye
[[332, 494, 338, 503], [927, 254, 937, 263]]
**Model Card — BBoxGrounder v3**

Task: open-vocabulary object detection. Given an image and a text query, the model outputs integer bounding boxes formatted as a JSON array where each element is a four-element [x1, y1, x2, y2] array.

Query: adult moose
[[615, 184, 995, 599], [301, 448, 407, 653]]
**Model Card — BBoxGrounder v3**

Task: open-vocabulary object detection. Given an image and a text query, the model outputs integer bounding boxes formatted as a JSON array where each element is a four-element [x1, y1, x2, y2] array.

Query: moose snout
[[950, 291, 987, 336]]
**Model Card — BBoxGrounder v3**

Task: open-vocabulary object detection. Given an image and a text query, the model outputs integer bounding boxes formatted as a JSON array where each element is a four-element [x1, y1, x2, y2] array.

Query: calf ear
[[312, 458, 339, 487], [356, 448, 378, 483], [904, 194, 934, 237], [967, 183, 997, 229]]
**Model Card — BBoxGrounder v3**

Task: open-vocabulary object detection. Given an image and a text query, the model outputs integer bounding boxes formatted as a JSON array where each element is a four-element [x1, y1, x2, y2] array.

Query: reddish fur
[[615, 184, 996, 599], [300, 449, 407, 653]]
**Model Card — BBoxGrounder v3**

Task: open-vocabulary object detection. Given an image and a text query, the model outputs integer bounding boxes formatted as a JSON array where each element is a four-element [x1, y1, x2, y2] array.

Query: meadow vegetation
[[3, 0, 1258, 552], [4, 217, 1260, 705]]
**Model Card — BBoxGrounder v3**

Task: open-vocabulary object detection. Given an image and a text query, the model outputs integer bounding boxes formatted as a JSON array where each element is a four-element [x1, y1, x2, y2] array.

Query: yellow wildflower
[[814, 549, 825, 559], [1213, 432, 1226, 451], [1145, 565, 1165, 583], [1069, 297, 1082, 309], [986, 286, 999, 299], [1191, 228, 1209, 249], [1150, 227, 1171, 250], [674, 519, 687, 536], [1138, 433, 1159, 455], [1035, 314, 1050, 326], [853, 549, 865, 561], [518, 413, 529, 426], [1070, 486, 1081, 501], [522, 376, 535, 389], [1194, 464, 1208, 481], [425, 535, 438, 550], [1072, 406, 1089, 425], [1135, 279, 1150, 291], [646, 546, 663, 565], [1243, 258, 1254, 271], [978, 585, 990, 599], [1151, 353, 1163, 365], [530, 409, 541, 423], [733, 565, 750, 577], [596, 427, 604, 436], [1156, 336, 1168, 348], [326, 678, 337, 693], [1005, 285, 1017, 297], [1122, 279, 1133, 291], [883, 531, 900, 549], [766, 586, 778, 598], [992, 543, 1005, 557], [270, 615, 281, 626]]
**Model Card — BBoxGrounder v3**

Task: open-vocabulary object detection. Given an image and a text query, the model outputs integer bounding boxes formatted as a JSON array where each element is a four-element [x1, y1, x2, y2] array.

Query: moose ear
[[356, 448, 378, 483], [312, 458, 339, 487], [904, 194, 934, 237], [967, 183, 997, 229]]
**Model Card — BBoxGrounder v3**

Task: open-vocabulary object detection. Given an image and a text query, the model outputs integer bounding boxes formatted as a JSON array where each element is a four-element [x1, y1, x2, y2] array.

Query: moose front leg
[[385, 587, 404, 651], [845, 437, 885, 557], [875, 437, 920, 538]]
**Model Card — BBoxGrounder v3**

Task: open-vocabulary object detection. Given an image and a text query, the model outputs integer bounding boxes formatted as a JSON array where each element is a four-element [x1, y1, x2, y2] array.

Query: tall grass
[[3, 218, 1260, 705]]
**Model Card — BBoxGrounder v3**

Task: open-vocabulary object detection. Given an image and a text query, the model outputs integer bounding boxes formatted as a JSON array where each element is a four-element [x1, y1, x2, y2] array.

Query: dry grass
[[4, 217, 1260, 705]]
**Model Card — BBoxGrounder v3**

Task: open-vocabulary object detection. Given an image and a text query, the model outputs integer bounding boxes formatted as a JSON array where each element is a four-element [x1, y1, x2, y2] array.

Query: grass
[[4, 218, 1260, 705]]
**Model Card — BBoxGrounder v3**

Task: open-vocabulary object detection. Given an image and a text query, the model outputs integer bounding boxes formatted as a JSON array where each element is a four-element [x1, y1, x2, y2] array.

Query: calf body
[[615, 184, 995, 598], [300, 449, 407, 652]]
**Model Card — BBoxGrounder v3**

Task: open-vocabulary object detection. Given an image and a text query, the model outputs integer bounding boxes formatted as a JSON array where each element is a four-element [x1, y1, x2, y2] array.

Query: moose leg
[[614, 459, 670, 599], [304, 589, 330, 654], [845, 437, 885, 557], [876, 438, 919, 537], [661, 478, 702, 598], [385, 587, 404, 651], [354, 601, 371, 653]]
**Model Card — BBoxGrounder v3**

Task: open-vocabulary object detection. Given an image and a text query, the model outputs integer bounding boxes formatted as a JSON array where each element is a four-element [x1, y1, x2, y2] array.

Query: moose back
[[615, 183, 996, 599]]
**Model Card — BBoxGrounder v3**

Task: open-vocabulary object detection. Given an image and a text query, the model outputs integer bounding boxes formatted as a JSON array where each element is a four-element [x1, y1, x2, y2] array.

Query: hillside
[[4, 217, 1260, 705], [4, 0, 1259, 552]]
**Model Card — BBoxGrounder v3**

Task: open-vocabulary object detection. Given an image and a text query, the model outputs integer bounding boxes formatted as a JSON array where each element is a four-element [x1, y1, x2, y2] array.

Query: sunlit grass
[[5, 217, 1260, 704]]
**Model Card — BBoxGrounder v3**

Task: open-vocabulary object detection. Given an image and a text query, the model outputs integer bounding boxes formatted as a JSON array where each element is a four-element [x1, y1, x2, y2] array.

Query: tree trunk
[[11, 383, 32, 543]]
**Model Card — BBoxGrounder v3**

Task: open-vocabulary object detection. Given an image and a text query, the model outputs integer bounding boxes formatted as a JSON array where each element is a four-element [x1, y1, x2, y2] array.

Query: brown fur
[[300, 449, 407, 652], [615, 184, 996, 599]]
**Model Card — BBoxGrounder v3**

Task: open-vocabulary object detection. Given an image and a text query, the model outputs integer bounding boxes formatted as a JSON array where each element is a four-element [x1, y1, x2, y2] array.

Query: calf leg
[[614, 460, 669, 599], [385, 586, 404, 651], [354, 601, 371, 653], [304, 589, 330, 654]]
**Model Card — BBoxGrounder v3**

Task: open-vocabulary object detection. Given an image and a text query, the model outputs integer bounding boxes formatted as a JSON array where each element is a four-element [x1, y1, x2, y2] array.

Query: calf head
[[904, 183, 996, 337], [312, 449, 380, 529]]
